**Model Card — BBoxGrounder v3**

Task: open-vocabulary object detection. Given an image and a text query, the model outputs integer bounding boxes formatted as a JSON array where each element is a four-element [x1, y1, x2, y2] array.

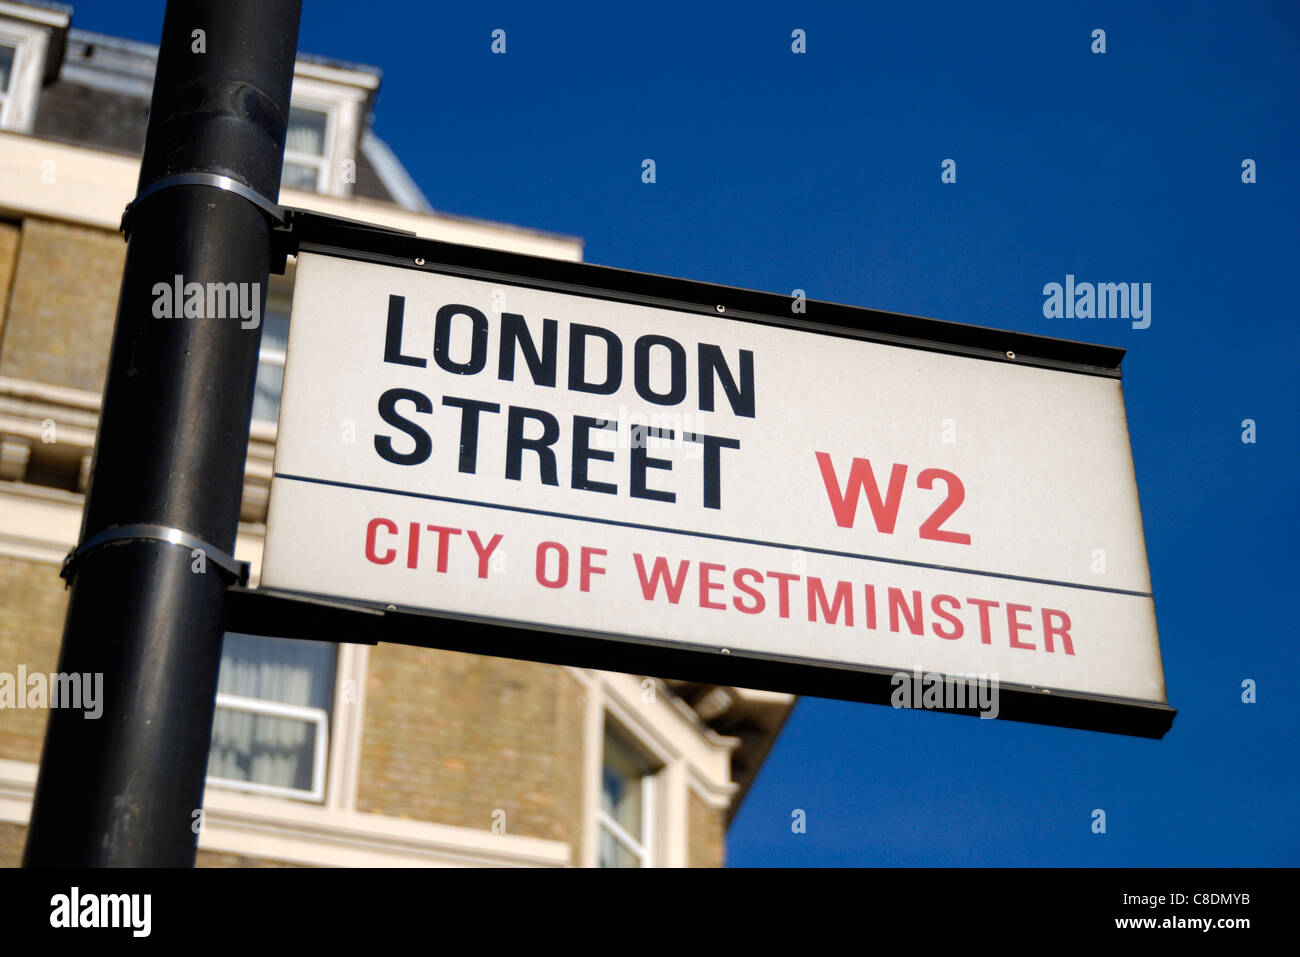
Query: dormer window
[[282, 104, 330, 191], [0, 41, 14, 90], [0, 1, 70, 133], [278, 60, 378, 197]]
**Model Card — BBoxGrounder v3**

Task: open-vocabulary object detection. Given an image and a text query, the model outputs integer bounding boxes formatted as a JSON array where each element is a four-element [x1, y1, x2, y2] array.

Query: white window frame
[[207, 692, 330, 803], [283, 66, 372, 197], [595, 717, 670, 868], [0, 10, 55, 133], [579, 671, 738, 868], [252, 274, 294, 425], [258, 338, 287, 379], [598, 717, 663, 867], [282, 101, 334, 193]]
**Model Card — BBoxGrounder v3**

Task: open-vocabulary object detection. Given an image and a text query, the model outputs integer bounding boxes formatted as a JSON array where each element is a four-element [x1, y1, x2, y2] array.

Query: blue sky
[[80, 0, 1299, 866]]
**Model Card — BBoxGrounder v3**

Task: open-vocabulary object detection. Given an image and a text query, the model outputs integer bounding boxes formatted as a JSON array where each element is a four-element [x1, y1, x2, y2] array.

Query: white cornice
[[0, 1, 69, 29], [0, 759, 570, 867], [294, 58, 381, 93], [0, 131, 583, 259]]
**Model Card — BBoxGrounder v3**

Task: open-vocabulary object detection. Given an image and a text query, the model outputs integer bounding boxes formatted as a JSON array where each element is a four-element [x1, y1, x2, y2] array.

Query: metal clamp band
[[121, 172, 285, 234], [61, 523, 250, 585]]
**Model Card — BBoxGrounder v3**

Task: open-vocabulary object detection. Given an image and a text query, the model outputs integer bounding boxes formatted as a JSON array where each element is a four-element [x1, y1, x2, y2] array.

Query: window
[[0, 11, 58, 133], [599, 726, 656, 867], [281, 105, 330, 191], [0, 42, 14, 94], [277, 64, 376, 197], [252, 282, 292, 424], [206, 633, 337, 802]]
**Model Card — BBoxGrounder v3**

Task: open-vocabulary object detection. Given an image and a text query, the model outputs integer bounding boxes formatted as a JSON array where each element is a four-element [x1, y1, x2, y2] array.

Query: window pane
[[599, 827, 641, 868], [218, 633, 336, 710], [251, 360, 284, 423], [252, 305, 290, 423], [0, 44, 14, 93], [260, 310, 289, 354], [281, 161, 320, 191], [207, 634, 337, 795], [286, 106, 327, 155], [208, 710, 321, 793], [602, 730, 645, 840]]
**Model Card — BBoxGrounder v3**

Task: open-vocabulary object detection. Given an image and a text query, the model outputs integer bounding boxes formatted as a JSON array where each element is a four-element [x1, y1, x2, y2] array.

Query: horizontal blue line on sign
[[271, 472, 1154, 599]]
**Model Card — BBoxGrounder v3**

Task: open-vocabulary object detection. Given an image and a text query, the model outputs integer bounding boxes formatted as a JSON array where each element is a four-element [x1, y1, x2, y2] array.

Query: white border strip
[[0, 759, 570, 867]]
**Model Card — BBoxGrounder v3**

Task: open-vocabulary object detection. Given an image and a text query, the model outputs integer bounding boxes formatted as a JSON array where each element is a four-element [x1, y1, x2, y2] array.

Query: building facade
[[0, 1, 792, 867]]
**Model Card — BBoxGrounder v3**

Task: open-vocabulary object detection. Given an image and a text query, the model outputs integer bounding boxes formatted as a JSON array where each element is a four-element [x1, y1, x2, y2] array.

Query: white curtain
[[208, 634, 335, 792], [285, 107, 326, 156]]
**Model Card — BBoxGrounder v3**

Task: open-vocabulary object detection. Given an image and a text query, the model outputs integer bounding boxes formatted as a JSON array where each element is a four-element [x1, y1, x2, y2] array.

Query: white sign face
[[262, 252, 1167, 706]]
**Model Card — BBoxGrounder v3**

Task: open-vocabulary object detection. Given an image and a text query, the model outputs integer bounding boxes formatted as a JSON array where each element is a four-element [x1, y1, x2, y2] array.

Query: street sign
[[257, 229, 1173, 737]]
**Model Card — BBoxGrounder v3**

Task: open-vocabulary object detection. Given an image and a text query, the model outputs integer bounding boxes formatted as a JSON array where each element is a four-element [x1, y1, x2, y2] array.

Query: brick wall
[[0, 223, 20, 346], [0, 822, 24, 867], [356, 645, 586, 864], [0, 218, 123, 392], [689, 789, 725, 868], [0, 556, 69, 765]]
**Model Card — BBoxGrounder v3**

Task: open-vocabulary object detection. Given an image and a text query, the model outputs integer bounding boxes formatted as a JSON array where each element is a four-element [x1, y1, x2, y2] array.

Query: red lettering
[[467, 530, 502, 579], [766, 571, 800, 618], [407, 522, 420, 569], [425, 524, 461, 574], [967, 598, 1000, 644], [365, 518, 397, 565], [699, 562, 727, 609], [863, 584, 877, 630], [916, 468, 971, 545], [815, 452, 907, 532], [808, 577, 853, 625], [536, 541, 568, 588], [633, 554, 690, 603], [1006, 603, 1035, 650], [580, 546, 606, 592], [888, 587, 923, 635], [930, 594, 964, 639], [1042, 608, 1075, 655], [732, 568, 765, 614]]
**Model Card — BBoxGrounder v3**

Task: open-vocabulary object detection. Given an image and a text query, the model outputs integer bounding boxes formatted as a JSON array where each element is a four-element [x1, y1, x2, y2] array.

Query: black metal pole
[[23, 0, 301, 867]]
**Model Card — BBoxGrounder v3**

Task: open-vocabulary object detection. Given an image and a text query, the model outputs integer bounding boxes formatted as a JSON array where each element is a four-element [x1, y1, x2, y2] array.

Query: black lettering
[[698, 344, 754, 417], [572, 416, 617, 495], [683, 432, 741, 509], [442, 396, 501, 474], [635, 335, 687, 406], [433, 303, 488, 375], [375, 388, 433, 465], [568, 324, 622, 395], [498, 313, 557, 387], [630, 426, 675, 503], [506, 406, 560, 485], [384, 295, 426, 367]]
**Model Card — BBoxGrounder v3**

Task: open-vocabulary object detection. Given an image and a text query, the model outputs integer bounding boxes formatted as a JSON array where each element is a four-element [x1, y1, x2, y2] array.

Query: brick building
[[0, 1, 792, 867]]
